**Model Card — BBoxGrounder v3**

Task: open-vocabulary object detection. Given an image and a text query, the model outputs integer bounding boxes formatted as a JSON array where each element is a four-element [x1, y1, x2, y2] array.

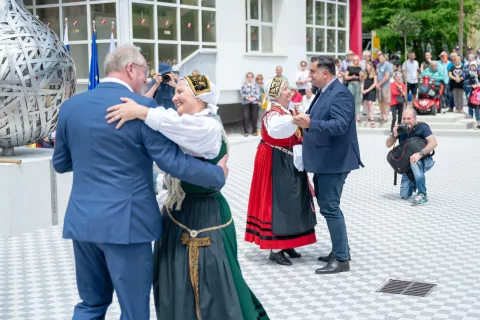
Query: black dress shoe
[[317, 251, 351, 262], [315, 259, 350, 274], [282, 248, 302, 258], [269, 251, 292, 266], [318, 245, 351, 262]]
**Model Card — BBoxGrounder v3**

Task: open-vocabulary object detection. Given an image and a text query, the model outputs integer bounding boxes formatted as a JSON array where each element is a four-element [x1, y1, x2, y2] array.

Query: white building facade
[[26, 0, 354, 122]]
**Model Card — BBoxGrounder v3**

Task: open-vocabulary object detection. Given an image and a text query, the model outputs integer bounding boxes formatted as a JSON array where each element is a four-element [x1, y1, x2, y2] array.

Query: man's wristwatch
[[419, 150, 425, 157]]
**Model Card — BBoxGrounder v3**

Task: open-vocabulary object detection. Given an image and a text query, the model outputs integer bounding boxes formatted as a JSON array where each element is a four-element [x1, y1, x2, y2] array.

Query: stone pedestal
[[0, 147, 72, 237]]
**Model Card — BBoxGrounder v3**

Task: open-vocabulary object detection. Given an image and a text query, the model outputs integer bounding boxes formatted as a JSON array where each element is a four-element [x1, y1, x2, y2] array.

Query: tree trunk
[[404, 35, 407, 61], [459, 0, 464, 58]]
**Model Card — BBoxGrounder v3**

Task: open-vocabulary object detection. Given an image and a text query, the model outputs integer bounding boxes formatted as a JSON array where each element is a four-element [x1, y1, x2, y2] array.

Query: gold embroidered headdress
[[179, 74, 220, 114], [266, 77, 285, 100], [263, 77, 286, 110]]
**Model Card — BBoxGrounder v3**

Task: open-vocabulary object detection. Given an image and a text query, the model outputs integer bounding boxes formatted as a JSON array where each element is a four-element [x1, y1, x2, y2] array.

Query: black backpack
[[387, 135, 434, 181]]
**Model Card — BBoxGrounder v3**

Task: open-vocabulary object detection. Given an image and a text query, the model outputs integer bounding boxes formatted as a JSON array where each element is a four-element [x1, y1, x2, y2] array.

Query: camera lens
[[162, 74, 171, 83]]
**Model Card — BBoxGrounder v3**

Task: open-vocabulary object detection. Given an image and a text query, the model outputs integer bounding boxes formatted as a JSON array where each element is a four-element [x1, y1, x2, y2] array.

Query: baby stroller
[[413, 76, 444, 115]]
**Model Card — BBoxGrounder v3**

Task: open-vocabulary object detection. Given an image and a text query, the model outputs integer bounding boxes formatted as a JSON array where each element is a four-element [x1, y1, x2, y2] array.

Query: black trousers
[[243, 103, 259, 134], [391, 103, 404, 132]]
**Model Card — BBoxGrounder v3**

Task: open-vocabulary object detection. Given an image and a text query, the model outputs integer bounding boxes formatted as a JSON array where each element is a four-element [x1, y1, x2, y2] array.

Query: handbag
[[396, 94, 406, 104], [469, 87, 480, 106]]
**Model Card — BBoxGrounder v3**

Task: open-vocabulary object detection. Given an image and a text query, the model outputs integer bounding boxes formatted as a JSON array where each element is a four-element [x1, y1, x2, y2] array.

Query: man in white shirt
[[360, 50, 372, 71], [402, 51, 419, 105]]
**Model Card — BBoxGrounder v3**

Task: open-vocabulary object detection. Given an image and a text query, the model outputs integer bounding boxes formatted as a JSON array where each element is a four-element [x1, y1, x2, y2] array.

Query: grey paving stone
[[1, 134, 480, 319]]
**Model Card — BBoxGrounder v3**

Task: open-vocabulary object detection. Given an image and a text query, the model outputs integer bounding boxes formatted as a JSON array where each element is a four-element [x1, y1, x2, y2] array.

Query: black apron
[[271, 148, 317, 235]]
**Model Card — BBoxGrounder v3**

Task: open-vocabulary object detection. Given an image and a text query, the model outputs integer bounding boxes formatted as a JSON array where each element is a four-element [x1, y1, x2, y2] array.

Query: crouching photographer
[[386, 108, 438, 206]]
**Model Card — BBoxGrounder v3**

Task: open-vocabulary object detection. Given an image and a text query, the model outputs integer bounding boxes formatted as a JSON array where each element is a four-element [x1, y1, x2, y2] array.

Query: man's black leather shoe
[[318, 245, 351, 262], [315, 259, 350, 274], [317, 251, 351, 262], [317, 252, 333, 262], [269, 251, 292, 266], [282, 248, 302, 258]]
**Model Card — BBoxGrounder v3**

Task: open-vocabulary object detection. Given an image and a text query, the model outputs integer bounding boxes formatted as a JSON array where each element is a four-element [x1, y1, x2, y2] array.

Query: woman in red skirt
[[245, 77, 317, 266]]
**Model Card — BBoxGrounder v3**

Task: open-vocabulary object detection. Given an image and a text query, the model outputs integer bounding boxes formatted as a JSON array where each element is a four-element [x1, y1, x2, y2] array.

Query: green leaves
[[363, 0, 480, 55], [388, 9, 421, 38]]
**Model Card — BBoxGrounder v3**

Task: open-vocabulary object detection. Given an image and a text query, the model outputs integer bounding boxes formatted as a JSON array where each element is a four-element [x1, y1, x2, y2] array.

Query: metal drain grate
[[376, 279, 436, 297]]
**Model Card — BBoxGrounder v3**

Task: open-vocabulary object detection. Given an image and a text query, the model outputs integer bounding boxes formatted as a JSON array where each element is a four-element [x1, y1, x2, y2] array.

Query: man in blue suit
[[293, 56, 363, 274], [53, 45, 228, 319]]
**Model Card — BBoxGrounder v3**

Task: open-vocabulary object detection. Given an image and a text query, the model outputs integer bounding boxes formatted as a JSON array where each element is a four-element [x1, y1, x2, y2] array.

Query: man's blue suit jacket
[[53, 82, 225, 244], [303, 79, 363, 174]]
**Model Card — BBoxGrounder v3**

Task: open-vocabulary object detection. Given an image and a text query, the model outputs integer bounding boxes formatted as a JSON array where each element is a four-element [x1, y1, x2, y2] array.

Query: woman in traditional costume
[[106, 75, 269, 320], [245, 77, 317, 266]]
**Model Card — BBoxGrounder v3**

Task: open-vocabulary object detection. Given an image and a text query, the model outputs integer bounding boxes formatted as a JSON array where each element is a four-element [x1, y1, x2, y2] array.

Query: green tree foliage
[[383, 9, 421, 59], [363, 0, 480, 59]]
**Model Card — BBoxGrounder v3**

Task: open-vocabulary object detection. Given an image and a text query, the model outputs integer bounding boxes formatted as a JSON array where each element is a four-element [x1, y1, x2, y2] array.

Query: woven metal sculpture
[[0, 0, 76, 154]]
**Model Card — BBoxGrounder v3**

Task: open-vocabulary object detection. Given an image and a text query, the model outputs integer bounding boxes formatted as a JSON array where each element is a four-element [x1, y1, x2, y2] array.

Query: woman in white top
[[105, 75, 269, 320], [295, 60, 311, 95]]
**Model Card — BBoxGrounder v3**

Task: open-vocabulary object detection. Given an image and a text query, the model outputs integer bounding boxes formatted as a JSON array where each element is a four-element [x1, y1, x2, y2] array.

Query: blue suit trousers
[[313, 172, 350, 261], [72, 241, 153, 320]]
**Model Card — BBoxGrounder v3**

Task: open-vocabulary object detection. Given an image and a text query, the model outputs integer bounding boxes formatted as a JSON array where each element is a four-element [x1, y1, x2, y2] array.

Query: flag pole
[[109, 21, 116, 54], [0, 0, 6, 21], [64, 18, 69, 51]]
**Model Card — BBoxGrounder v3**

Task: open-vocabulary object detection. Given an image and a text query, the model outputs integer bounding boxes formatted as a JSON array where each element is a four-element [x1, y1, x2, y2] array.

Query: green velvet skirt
[[153, 192, 269, 320]]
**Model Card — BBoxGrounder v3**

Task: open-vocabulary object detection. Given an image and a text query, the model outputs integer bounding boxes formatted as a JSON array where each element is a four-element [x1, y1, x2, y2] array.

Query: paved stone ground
[[1, 134, 480, 320]]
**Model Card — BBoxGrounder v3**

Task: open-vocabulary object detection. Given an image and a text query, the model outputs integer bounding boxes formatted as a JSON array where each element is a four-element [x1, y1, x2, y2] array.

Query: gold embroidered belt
[[165, 206, 233, 320], [264, 141, 293, 156]]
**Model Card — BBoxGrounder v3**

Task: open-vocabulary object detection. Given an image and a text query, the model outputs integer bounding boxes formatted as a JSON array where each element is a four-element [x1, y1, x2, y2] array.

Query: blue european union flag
[[88, 30, 100, 91]]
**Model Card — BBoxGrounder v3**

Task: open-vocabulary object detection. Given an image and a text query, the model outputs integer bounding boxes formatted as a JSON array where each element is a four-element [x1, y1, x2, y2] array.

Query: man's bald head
[[403, 108, 416, 119], [402, 108, 418, 128]]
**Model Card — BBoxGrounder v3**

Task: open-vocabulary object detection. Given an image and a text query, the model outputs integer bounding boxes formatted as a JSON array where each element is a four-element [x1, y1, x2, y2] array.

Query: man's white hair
[[363, 50, 371, 57], [429, 60, 437, 67], [104, 44, 145, 75]]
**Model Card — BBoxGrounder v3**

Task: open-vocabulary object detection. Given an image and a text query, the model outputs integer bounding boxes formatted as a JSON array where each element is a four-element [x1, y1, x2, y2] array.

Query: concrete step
[[358, 120, 476, 130], [359, 113, 467, 124], [357, 127, 480, 137]]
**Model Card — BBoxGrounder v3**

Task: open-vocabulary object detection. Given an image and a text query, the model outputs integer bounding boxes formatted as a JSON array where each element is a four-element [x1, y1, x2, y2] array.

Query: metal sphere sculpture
[[0, 0, 76, 151]]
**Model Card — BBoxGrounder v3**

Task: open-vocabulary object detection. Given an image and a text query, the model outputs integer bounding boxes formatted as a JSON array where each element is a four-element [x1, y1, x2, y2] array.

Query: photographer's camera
[[397, 123, 409, 135]]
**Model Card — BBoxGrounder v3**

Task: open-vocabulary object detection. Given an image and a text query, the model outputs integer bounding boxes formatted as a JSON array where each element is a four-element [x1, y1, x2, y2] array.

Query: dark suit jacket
[[53, 81, 225, 244], [303, 79, 363, 174]]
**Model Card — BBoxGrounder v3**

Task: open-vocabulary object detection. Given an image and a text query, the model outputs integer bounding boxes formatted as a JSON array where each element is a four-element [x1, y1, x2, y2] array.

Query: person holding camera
[[145, 62, 177, 110], [386, 108, 438, 206], [390, 72, 407, 132]]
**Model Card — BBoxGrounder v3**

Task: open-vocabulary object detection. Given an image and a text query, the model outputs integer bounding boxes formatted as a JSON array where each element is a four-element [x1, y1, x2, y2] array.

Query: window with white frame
[[132, 0, 216, 75], [306, 0, 348, 57], [25, 0, 216, 81], [25, 0, 118, 81], [245, 0, 273, 53]]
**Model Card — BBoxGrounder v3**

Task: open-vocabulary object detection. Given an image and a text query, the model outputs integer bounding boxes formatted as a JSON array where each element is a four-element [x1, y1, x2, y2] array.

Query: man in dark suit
[[293, 56, 363, 274], [53, 45, 228, 319]]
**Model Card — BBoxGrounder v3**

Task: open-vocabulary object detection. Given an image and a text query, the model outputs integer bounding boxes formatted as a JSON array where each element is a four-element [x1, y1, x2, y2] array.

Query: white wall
[[72, 0, 309, 104], [180, 52, 217, 83], [0, 148, 72, 237], [215, 0, 307, 104]]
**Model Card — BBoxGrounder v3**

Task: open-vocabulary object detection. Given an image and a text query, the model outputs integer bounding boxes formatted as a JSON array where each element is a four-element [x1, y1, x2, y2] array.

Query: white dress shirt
[[145, 107, 223, 160], [263, 103, 304, 171], [101, 77, 134, 92]]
